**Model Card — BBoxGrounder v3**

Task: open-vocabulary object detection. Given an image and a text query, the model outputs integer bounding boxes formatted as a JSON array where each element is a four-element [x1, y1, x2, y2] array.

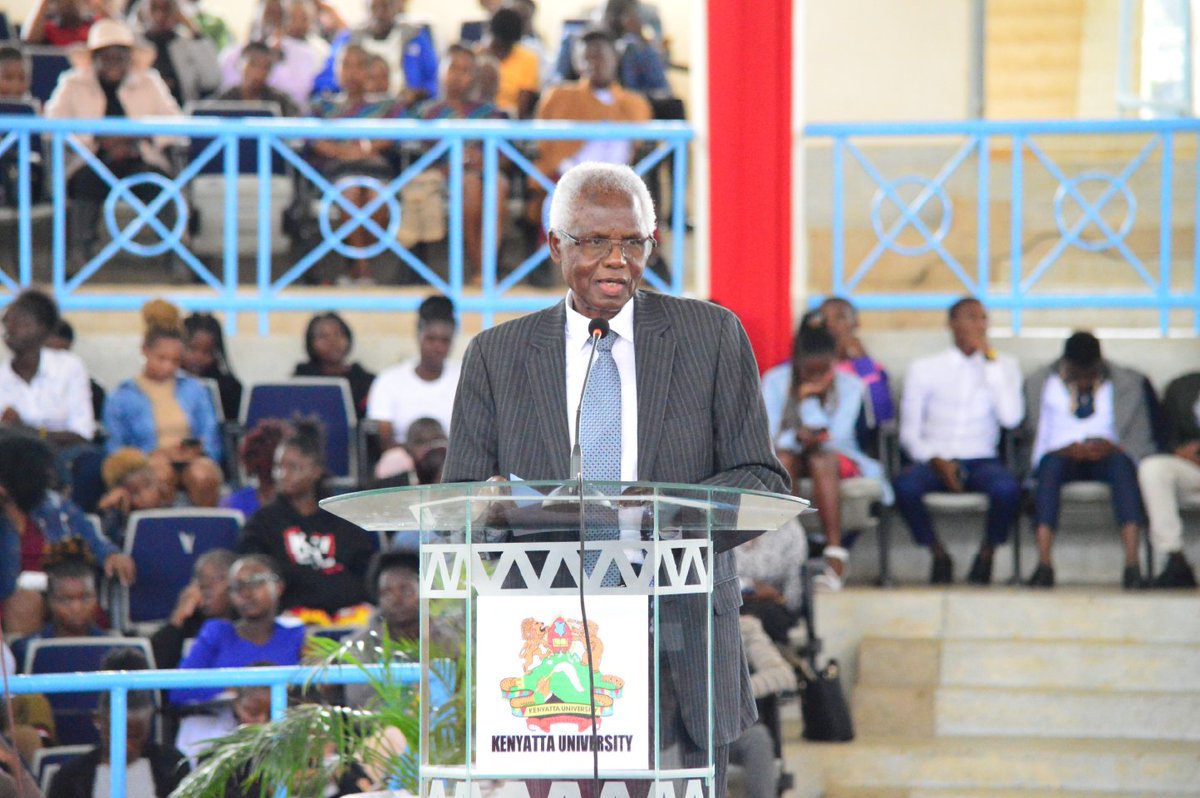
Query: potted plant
[[170, 634, 462, 798]]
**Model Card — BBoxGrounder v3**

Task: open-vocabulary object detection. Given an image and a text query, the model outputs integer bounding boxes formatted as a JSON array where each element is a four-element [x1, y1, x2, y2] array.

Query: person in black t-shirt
[[292, 313, 375, 421], [237, 420, 373, 621]]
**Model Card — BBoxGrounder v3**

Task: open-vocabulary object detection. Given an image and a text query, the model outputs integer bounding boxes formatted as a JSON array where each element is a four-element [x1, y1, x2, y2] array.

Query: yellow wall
[[803, 0, 973, 122]]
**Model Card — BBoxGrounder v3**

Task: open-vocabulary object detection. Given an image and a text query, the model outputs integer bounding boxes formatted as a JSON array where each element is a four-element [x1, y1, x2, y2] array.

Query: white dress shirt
[[1032, 374, 1117, 466], [0, 348, 96, 439], [899, 346, 1024, 462], [564, 292, 638, 482]]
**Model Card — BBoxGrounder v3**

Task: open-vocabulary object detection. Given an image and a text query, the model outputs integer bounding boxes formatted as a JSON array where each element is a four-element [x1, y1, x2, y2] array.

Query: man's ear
[[547, 230, 563, 264]]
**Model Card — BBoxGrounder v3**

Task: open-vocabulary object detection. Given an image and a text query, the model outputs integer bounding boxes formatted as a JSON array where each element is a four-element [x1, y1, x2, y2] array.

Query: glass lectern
[[322, 480, 807, 798]]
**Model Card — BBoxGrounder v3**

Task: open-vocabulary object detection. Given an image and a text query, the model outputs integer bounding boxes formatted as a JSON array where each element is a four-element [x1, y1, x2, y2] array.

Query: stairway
[[786, 588, 1200, 797]]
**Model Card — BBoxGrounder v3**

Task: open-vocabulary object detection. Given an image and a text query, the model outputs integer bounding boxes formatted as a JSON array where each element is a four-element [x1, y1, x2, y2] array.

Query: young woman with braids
[[181, 312, 243, 422], [103, 300, 224, 507], [236, 420, 374, 625]]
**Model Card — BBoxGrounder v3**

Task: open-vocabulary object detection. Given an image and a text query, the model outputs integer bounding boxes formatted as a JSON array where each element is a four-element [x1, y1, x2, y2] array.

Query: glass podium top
[[320, 480, 808, 534]]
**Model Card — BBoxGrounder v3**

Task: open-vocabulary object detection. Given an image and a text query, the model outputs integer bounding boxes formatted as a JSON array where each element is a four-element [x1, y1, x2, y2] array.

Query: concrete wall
[[803, 0, 972, 122]]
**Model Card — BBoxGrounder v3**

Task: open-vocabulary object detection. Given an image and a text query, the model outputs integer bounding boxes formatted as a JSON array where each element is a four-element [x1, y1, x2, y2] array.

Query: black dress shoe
[[967, 552, 993, 585], [1122, 565, 1147, 590], [1026, 564, 1055, 588], [930, 551, 954, 585], [1152, 552, 1198, 589]]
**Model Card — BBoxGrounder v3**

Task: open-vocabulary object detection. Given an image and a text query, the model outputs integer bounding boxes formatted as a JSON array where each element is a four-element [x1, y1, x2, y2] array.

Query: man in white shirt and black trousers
[[895, 297, 1025, 585]]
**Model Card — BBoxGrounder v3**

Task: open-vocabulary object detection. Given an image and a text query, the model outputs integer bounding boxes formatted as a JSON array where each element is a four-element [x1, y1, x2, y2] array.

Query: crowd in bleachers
[[742, 294, 1200, 637], [0, 0, 679, 285], [0, 285, 460, 795]]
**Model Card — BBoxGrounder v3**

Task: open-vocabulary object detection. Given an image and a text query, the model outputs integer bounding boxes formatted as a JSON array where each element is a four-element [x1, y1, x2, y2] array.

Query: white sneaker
[[813, 567, 843, 593]]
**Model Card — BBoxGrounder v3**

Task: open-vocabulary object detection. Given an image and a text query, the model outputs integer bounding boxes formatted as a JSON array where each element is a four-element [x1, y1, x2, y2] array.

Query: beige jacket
[[44, 67, 183, 176]]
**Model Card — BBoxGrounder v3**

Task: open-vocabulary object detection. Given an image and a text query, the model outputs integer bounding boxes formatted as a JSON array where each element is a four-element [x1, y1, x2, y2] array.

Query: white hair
[[548, 162, 656, 236]]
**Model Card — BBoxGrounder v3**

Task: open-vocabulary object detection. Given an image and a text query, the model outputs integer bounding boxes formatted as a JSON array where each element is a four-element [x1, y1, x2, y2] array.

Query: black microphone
[[570, 317, 611, 479], [572, 316, 609, 797]]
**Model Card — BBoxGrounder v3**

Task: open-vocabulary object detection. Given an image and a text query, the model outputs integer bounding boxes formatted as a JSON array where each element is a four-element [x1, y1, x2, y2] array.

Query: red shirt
[[19, 516, 45, 573], [41, 17, 94, 47]]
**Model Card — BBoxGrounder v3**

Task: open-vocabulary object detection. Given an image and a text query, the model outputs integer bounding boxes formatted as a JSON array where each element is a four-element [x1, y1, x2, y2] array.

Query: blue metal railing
[[805, 118, 1200, 334], [0, 117, 692, 333], [6, 663, 415, 798]]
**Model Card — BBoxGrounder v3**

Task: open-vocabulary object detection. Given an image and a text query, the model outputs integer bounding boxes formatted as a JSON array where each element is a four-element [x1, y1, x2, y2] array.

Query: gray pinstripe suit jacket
[[443, 291, 790, 751]]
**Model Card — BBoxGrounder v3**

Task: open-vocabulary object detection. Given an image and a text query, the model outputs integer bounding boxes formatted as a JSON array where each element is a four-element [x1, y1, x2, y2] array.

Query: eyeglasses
[[230, 573, 279, 593], [558, 231, 656, 262]]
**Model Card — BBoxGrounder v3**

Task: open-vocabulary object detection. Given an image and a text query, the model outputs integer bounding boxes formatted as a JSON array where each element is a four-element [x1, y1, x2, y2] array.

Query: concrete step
[[852, 684, 1200, 740], [788, 736, 1200, 796], [936, 686, 1200, 740], [858, 637, 1200, 691]]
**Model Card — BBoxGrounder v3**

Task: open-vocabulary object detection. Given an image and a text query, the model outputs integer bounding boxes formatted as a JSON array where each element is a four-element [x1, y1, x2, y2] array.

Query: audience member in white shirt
[[367, 295, 459, 449], [0, 289, 105, 512], [895, 297, 1024, 585], [1022, 332, 1154, 589]]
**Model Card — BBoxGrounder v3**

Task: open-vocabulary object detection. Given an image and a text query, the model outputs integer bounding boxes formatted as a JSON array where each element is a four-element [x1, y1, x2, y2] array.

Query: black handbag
[[797, 562, 855, 742]]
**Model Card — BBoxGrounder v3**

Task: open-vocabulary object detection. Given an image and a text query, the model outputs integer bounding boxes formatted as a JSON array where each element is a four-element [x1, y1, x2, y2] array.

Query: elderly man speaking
[[443, 161, 789, 797]]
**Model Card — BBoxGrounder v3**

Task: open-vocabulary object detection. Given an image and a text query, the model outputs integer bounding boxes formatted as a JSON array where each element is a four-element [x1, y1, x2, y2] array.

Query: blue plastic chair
[[26, 47, 70, 103], [118, 509, 244, 631], [239, 378, 359, 488], [24, 637, 156, 746], [32, 745, 92, 793]]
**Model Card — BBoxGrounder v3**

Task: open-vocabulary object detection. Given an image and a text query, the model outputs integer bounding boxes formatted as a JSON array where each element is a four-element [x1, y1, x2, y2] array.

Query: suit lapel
[[635, 293, 675, 480], [526, 302, 571, 477]]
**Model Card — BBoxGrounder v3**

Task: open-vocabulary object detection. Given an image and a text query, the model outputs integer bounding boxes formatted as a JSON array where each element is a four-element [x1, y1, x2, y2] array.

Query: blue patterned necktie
[[579, 332, 621, 586]]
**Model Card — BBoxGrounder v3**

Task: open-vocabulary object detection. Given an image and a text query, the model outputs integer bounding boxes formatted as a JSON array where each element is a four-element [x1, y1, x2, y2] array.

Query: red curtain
[[706, 0, 794, 371]]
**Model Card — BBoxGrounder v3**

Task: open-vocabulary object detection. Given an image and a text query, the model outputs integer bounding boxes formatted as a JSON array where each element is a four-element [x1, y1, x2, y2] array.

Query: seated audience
[[0, 436, 134, 636], [44, 19, 184, 268], [368, 295, 459, 446], [96, 447, 172, 546], [222, 420, 291, 517], [215, 40, 300, 115], [1024, 332, 1153, 588], [169, 554, 305, 761], [309, 44, 407, 284], [218, 0, 325, 110], [760, 316, 887, 590], [895, 297, 1023, 584], [313, 0, 438, 102], [551, 0, 669, 94], [0, 696, 45, 795], [510, 0, 552, 85], [482, 7, 539, 118], [343, 551, 442, 707], [104, 301, 224, 507], [733, 520, 807, 644], [0, 288, 103, 511], [22, 0, 105, 46], [237, 421, 374, 623], [602, 0, 670, 94], [1138, 370, 1200, 588], [0, 47, 46, 209], [150, 547, 236, 670], [182, 312, 243, 422], [48, 648, 189, 798], [11, 554, 108, 673], [372, 417, 447, 488], [364, 52, 391, 95], [411, 46, 507, 279], [293, 312, 376, 419], [730, 614, 796, 798], [818, 297, 895, 425], [135, 0, 221, 107], [44, 319, 106, 428], [535, 28, 651, 180]]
